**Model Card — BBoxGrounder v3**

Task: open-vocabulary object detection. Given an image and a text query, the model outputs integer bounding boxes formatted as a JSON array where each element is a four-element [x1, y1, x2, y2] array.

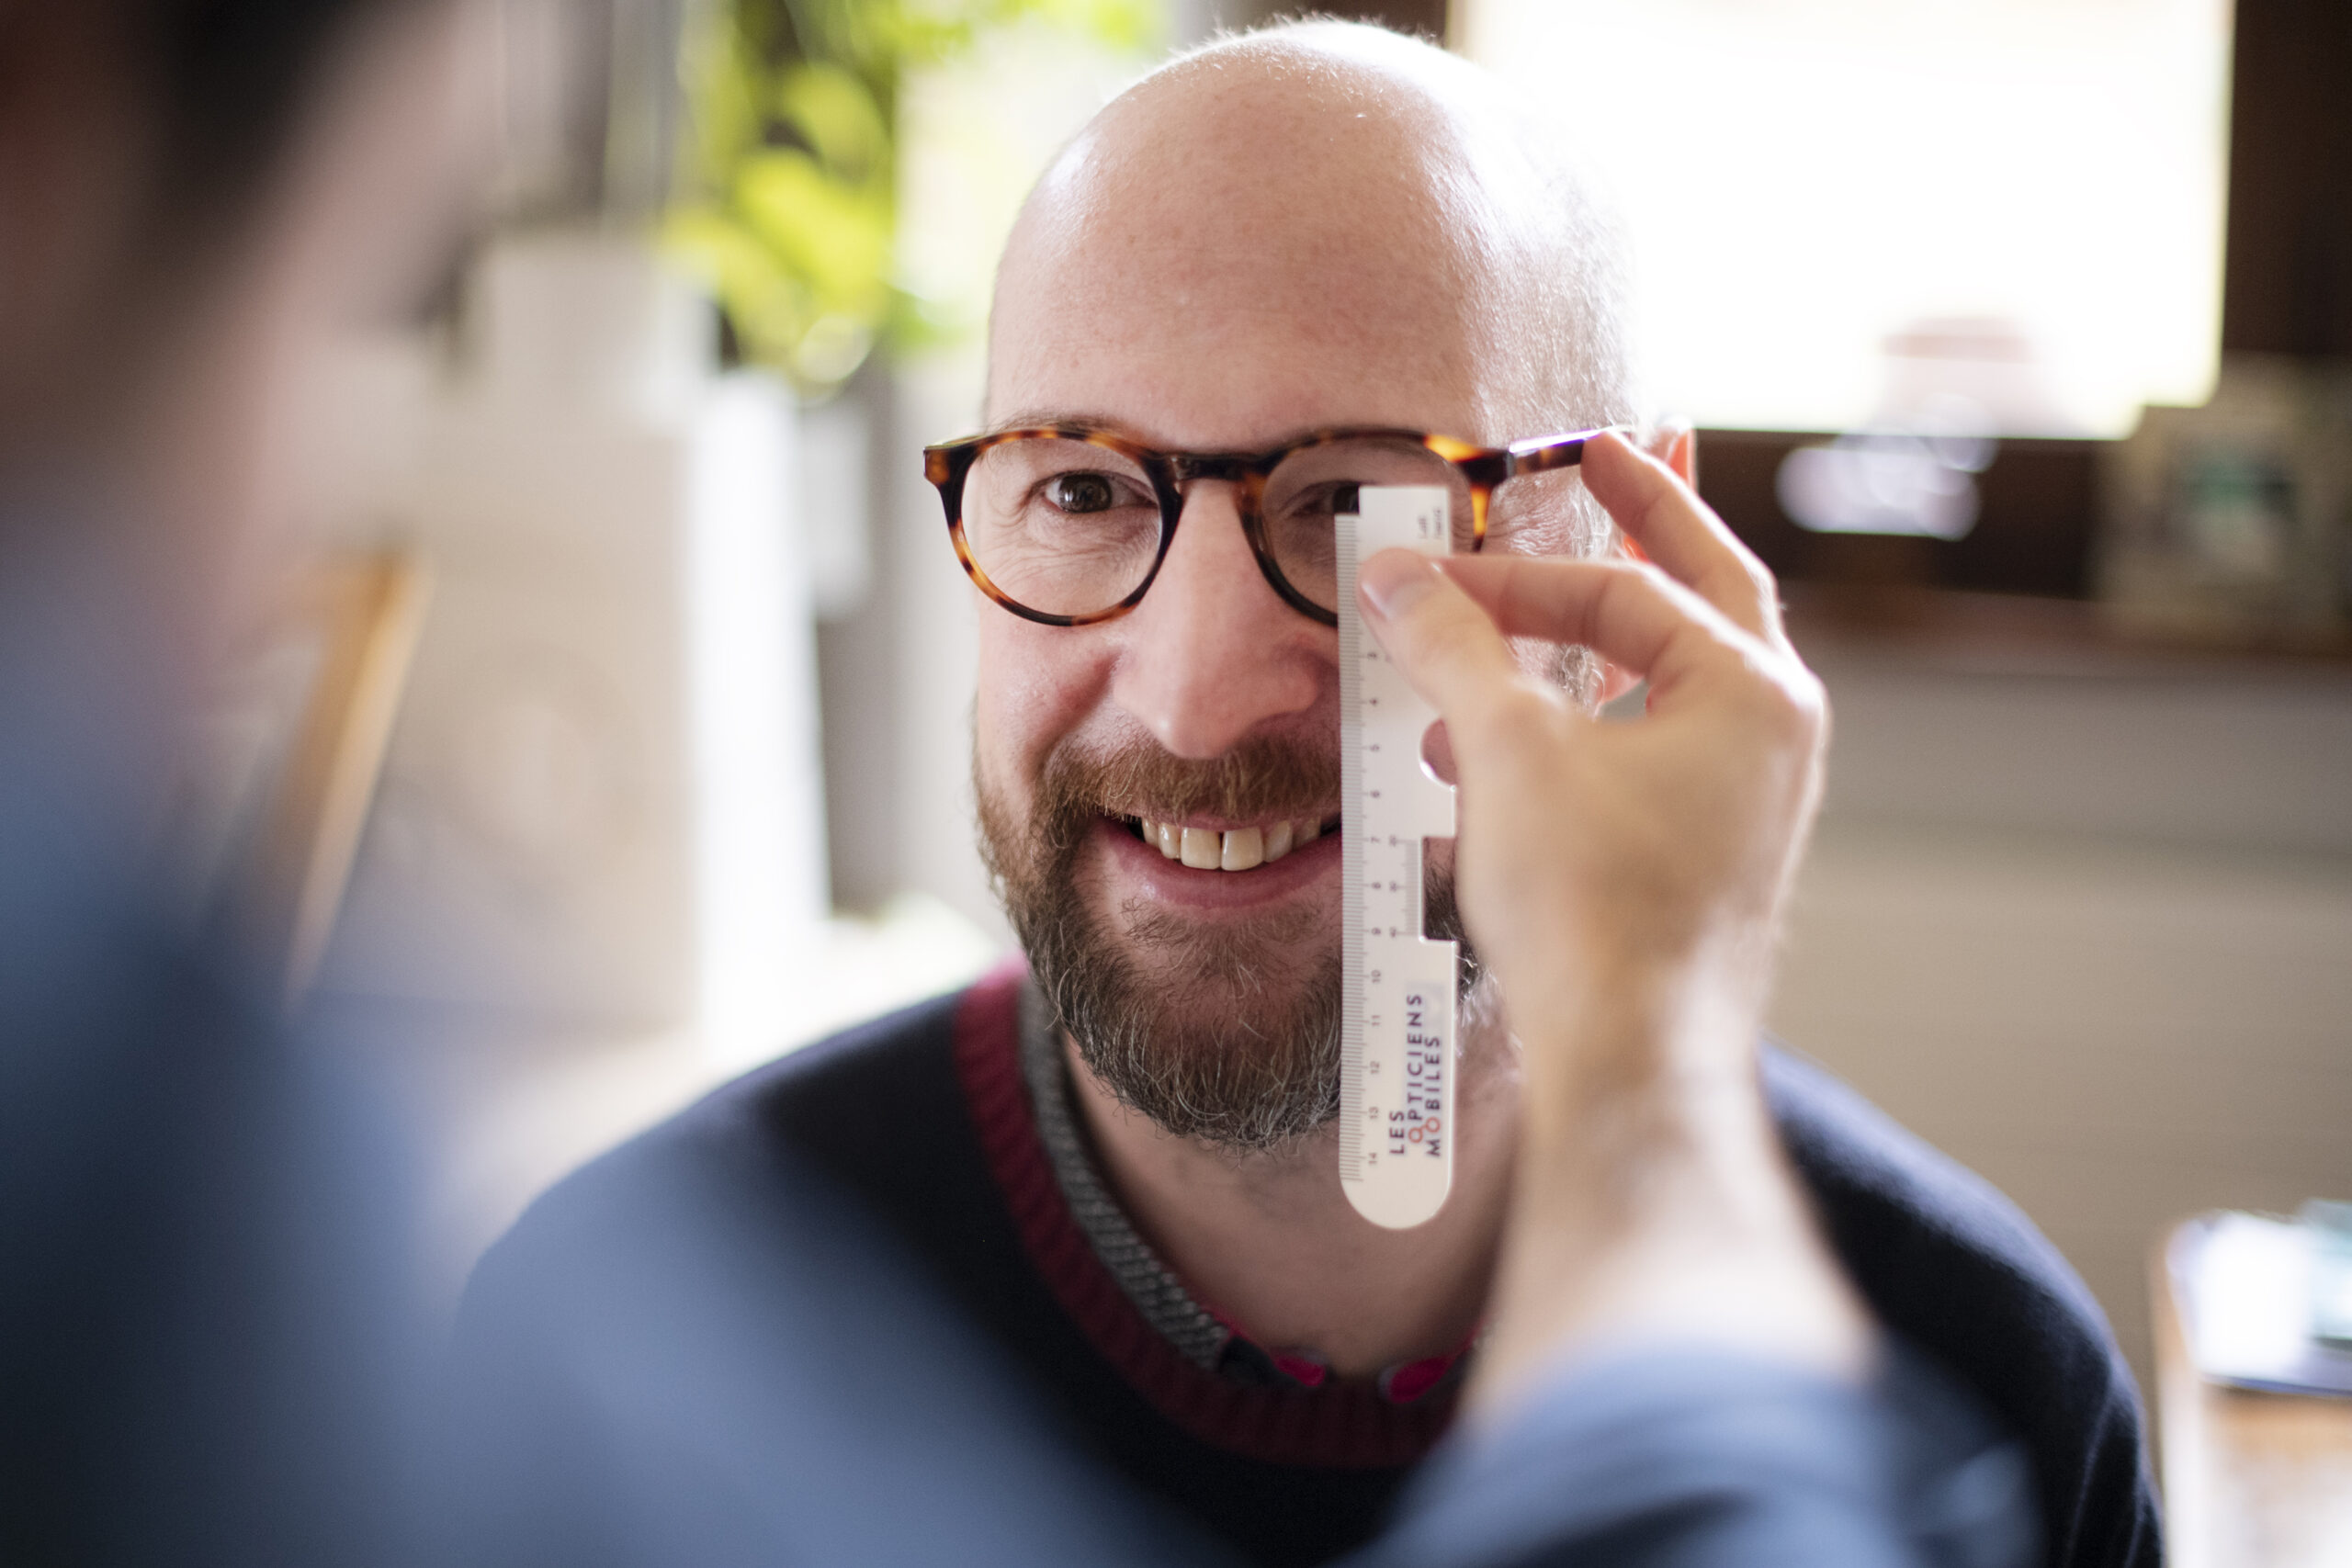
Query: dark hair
[[120, 0, 415, 236]]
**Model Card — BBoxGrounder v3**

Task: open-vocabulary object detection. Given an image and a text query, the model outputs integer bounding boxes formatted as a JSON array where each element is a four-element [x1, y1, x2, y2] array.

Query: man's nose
[[1108, 482, 1324, 760]]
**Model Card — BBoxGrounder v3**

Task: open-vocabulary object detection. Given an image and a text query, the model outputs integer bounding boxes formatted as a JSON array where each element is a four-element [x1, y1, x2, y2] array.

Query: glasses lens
[[962, 438, 1163, 618], [1261, 438, 1476, 614]]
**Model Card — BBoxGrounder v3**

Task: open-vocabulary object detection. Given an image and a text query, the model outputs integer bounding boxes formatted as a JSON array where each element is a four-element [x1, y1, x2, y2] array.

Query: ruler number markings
[[1338, 488, 1458, 1230]]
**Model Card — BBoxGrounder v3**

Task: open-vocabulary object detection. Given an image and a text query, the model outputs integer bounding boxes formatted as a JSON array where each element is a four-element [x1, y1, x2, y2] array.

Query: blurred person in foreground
[[449, 19, 2135, 1568], [0, 1, 2034, 1564], [0, 2, 1170, 1562], [0, 0, 486, 1559]]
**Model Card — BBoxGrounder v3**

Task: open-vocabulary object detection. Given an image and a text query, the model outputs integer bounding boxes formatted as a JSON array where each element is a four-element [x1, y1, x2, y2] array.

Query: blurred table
[[2152, 1216, 2352, 1568]]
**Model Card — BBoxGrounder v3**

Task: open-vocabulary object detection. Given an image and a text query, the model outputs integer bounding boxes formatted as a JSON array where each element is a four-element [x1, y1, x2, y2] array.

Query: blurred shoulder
[[458, 984, 976, 1310], [1763, 1045, 2094, 1311], [1762, 1043, 2162, 1568]]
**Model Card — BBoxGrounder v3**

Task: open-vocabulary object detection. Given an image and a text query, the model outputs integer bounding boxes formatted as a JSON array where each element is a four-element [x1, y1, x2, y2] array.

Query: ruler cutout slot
[[1337, 486, 1458, 1230]]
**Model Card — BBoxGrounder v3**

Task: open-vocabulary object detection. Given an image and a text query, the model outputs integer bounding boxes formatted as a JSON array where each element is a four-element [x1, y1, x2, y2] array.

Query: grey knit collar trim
[[1015, 979, 1235, 1370]]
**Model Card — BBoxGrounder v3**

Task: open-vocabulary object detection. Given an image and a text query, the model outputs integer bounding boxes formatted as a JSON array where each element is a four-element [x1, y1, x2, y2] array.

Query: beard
[[977, 730, 1476, 1154]]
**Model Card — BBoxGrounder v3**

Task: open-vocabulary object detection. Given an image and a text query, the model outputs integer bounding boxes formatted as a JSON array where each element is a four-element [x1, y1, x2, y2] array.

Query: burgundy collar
[[951, 961, 1462, 1469]]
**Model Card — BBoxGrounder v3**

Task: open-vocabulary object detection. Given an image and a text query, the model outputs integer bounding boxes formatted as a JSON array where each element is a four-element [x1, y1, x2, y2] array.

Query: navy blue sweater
[[453, 964, 2159, 1568]]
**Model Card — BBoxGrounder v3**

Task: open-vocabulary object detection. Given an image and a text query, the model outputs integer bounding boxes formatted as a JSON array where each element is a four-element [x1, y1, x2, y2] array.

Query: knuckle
[[1473, 681, 1563, 750], [1774, 658, 1826, 716], [1496, 681, 1564, 727], [1754, 664, 1826, 747]]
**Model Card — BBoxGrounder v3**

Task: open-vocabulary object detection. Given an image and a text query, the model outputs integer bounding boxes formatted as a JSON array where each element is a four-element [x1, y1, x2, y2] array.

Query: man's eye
[[1045, 473, 1121, 513], [1275, 481, 1361, 521]]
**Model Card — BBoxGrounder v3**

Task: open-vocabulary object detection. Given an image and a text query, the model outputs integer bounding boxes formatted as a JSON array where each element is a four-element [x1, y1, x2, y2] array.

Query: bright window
[[1459, 0, 2233, 437]]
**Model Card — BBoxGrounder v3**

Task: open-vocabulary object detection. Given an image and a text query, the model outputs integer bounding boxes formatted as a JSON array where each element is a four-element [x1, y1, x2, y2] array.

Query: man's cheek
[[971, 705, 1024, 820], [972, 639, 1047, 813], [977, 617, 1105, 780]]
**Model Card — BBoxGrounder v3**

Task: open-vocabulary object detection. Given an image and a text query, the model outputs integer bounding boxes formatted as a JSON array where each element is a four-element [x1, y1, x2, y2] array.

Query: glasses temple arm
[[1504, 426, 1623, 479]]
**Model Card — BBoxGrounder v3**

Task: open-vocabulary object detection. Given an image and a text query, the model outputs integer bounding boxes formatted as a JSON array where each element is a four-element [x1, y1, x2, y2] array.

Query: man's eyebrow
[[974, 414, 1391, 450], [980, 411, 1124, 437]]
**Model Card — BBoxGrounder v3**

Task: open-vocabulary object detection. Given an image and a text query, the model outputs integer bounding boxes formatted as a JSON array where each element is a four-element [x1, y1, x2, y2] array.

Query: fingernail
[[1358, 552, 1439, 620]]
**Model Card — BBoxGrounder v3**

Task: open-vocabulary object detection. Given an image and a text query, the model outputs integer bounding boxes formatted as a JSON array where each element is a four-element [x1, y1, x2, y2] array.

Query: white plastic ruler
[[1335, 486, 1458, 1230]]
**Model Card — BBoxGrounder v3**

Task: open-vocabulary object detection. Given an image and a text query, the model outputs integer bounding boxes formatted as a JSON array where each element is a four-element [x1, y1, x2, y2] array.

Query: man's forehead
[[984, 299, 1481, 449], [984, 37, 1513, 446]]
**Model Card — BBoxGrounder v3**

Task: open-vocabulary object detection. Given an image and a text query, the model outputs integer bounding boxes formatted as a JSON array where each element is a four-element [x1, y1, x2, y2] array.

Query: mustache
[[1033, 731, 1340, 832]]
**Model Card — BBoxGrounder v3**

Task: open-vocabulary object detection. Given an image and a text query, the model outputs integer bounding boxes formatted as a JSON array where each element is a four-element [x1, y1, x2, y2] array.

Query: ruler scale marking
[[1337, 487, 1458, 1230]]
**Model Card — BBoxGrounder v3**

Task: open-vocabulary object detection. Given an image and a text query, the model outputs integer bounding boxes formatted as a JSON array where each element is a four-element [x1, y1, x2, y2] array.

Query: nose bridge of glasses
[[1162, 463, 1259, 558], [1161, 453, 1265, 548], [1147, 458, 1299, 618], [1165, 452, 1258, 489]]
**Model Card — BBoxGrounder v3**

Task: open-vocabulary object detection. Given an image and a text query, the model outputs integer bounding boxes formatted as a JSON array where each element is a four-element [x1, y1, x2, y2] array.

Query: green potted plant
[[665, 0, 1159, 397]]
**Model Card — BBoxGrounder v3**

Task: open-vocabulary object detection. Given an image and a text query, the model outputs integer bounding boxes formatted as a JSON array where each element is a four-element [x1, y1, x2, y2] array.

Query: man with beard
[[449, 19, 2154, 1568]]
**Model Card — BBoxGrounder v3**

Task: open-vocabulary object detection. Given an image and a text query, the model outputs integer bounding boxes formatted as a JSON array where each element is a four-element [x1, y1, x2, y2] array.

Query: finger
[[1581, 430, 1783, 643], [1357, 549, 1568, 750], [1435, 553, 1752, 705]]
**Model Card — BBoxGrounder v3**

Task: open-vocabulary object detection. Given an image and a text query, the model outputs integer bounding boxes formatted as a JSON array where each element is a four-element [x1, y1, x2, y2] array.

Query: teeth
[[1135, 816, 1330, 872], [1221, 826, 1263, 871]]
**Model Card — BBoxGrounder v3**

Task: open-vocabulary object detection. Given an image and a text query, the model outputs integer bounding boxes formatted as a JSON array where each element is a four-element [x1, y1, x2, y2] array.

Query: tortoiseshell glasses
[[922, 425, 1608, 627]]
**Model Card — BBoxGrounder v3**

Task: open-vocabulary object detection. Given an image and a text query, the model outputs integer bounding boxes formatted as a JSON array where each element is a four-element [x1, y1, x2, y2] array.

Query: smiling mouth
[[1115, 813, 1341, 872]]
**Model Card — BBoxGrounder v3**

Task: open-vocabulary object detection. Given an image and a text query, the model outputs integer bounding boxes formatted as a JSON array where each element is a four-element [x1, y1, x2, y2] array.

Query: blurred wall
[[1172, 0, 1445, 42], [1770, 637, 2352, 1409]]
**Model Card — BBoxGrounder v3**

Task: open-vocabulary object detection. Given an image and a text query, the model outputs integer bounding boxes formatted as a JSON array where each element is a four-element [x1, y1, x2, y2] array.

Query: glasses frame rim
[[922, 423, 1611, 628]]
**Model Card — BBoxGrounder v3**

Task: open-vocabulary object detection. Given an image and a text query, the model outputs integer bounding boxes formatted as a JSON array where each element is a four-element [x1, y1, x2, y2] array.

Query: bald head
[[989, 20, 1630, 507]]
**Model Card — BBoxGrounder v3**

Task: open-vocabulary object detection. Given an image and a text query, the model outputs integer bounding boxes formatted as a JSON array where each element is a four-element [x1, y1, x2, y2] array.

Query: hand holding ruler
[[1335, 487, 1458, 1230]]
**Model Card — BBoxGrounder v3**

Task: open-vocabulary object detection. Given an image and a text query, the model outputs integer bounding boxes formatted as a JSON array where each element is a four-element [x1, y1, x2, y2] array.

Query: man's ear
[[1647, 420, 1698, 490], [1592, 657, 1642, 709]]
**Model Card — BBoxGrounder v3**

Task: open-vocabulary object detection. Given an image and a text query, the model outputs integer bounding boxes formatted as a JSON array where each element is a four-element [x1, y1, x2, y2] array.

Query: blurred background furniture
[[240, 553, 432, 1003], [2151, 1213, 2352, 1568]]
